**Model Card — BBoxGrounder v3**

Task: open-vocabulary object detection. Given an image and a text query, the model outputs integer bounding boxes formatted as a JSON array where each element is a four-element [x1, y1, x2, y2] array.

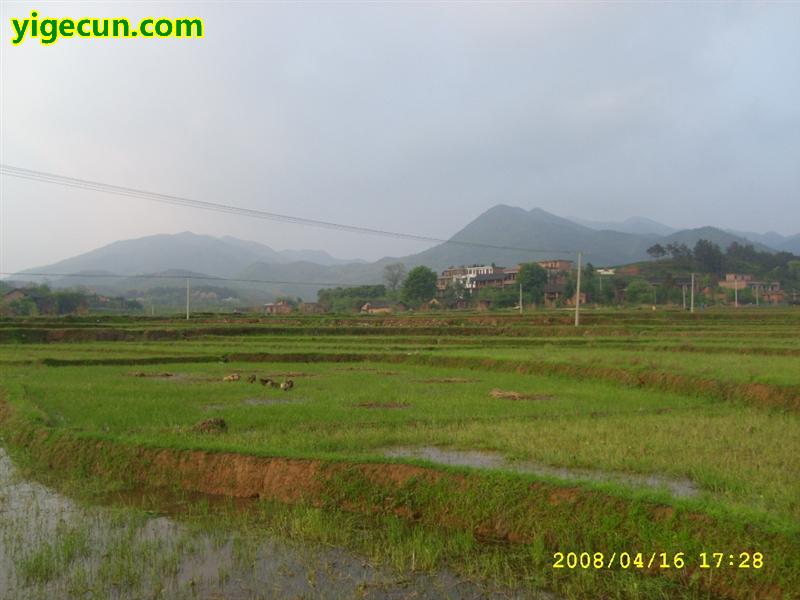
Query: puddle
[[128, 371, 217, 383], [383, 447, 699, 498], [0, 447, 545, 599]]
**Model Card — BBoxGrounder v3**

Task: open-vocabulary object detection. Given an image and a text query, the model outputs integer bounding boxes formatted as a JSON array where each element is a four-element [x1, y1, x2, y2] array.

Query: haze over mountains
[[9, 205, 799, 301], [568, 216, 677, 237]]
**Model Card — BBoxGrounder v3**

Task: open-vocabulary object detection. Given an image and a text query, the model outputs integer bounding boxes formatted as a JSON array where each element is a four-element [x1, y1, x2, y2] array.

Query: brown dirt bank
[[0, 403, 795, 600]]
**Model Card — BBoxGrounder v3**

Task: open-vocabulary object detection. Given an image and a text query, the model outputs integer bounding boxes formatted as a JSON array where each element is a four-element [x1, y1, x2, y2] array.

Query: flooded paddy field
[[0, 448, 535, 600], [1, 310, 799, 599]]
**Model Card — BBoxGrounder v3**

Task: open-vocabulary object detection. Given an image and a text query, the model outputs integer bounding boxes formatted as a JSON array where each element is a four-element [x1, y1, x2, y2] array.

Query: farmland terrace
[[0, 308, 798, 599]]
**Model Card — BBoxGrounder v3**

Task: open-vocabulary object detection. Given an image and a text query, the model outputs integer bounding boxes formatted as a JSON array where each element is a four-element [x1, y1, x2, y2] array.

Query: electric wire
[[0, 164, 577, 255]]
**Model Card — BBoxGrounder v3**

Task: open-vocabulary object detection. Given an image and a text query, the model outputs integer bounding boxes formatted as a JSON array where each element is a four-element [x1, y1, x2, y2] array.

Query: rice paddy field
[[0, 308, 798, 599]]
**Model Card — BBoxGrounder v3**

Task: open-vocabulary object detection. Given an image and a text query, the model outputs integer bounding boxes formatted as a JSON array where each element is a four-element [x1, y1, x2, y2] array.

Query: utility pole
[[682, 284, 687, 310], [574, 251, 582, 327], [186, 278, 190, 320], [755, 284, 759, 307], [690, 273, 695, 313], [519, 282, 523, 315], [734, 280, 739, 308]]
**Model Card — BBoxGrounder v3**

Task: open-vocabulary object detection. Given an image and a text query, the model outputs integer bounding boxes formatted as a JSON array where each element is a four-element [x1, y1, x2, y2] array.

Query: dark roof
[[3, 288, 46, 300], [475, 273, 507, 282]]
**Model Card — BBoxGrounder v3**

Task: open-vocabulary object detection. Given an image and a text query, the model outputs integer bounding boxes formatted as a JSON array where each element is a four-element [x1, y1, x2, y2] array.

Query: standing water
[[0, 447, 544, 599]]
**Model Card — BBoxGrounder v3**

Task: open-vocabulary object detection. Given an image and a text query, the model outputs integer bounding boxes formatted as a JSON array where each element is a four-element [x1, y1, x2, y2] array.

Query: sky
[[1, 1, 799, 274]]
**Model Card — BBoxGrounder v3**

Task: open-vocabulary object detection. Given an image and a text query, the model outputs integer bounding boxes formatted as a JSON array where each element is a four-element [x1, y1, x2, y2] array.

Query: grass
[[5, 360, 796, 525], [1, 308, 799, 599]]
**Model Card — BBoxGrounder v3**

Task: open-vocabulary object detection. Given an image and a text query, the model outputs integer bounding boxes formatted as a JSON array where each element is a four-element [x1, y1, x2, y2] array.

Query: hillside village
[[261, 242, 798, 315]]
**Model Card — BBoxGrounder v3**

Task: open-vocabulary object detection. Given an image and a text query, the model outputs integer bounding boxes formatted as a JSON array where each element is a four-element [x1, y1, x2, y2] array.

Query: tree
[[383, 263, 407, 292], [317, 284, 386, 312], [647, 243, 667, 260], [476, 286, 518, 308], [441, 279, 466, 308], [787, 260, 800, 280], [727, 287, 755, 305], [693, 239, 724, 274], [625, 278, 655, 305], [517, 263, 548, 305], [665, 243, 692, 261], [401, 266, 438, 306]]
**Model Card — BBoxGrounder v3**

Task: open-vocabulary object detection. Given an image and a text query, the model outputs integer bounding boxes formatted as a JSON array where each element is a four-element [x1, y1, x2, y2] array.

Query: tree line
[[0, 284, 143, 316]]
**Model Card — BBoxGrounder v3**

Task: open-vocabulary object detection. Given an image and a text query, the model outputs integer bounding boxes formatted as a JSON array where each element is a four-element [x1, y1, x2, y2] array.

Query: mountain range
[[8, 206, 799, 302]]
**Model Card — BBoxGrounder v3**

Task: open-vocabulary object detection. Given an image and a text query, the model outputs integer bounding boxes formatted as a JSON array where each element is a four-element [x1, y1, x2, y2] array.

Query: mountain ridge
[[7, 206, 794, 301]]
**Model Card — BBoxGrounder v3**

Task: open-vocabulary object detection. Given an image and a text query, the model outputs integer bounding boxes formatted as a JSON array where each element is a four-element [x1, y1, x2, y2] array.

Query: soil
[[128, 371, 175, 378], [489, 389, 555, 401], [193, 418, 228, 434]]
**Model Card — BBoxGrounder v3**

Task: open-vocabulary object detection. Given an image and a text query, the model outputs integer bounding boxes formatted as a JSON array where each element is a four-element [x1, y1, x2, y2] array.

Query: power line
[[0, 164, 575, 256], [0, 271, 354, 288]]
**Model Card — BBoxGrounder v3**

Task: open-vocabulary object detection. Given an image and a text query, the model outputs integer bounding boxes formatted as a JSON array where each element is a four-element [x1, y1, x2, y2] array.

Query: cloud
[[1, 1, 798, 273]]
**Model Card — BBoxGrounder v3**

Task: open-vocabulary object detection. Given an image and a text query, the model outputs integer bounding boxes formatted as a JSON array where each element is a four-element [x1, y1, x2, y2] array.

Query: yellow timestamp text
[[552, 551, 764, 570]]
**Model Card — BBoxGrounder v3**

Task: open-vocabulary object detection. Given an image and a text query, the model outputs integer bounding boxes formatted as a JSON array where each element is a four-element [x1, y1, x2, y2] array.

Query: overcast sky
[[1, 1, 799, 274]]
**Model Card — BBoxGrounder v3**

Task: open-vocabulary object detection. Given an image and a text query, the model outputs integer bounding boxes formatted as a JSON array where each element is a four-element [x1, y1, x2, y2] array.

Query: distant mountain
[[8, 206, 795, 304], [725, 230, 800, 254], [277, 249, 366, 266], [569, 216, 677, 236], [236, 260, 387, 299], [778, 234, 800, 255], [405, 207, 778, 269], [406, 205, 655, 268], [659, 227, 773, 253], [219, 236, 362, 266], [16, 232, 364, 279]]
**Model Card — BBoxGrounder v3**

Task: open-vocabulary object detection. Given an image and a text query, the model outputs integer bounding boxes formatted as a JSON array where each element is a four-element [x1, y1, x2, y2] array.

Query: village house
[[436, 264, 500, 292], [438, 259, 576, 297], [718, 274, 784, 303], [537, 259, 574, 275], [543, 283, 587, 307], [718, 273, 753, 290], [543, 282, 566, 307], [264, 300, 293, 315], [360, 301, 406, 314], [418, 298, 441, 311], [473, 271, 509, 290], [436, 266, 468, 291], [299, 302, 326, 314], [2, 289, 30, 305]]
